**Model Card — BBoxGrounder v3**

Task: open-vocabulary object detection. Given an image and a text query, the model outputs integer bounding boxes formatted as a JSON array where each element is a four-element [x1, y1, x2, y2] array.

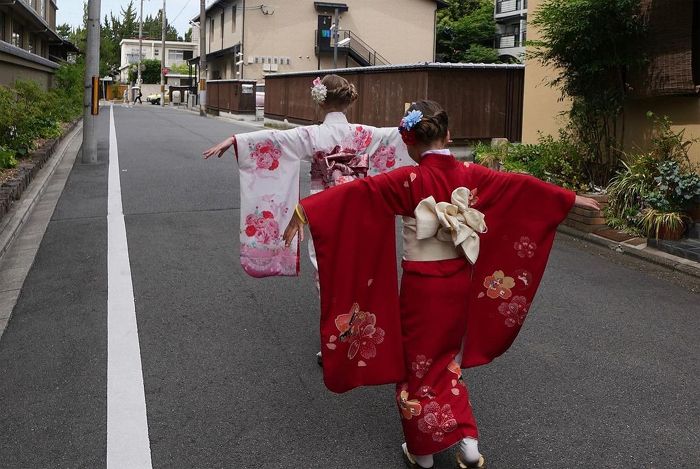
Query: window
[[232, 5, 237, 32], [12, 22, 23, 48], [28, 34, 34, 54], [168, 50, 185, 63], [210, 17, 214, 42], [40, 0, 46, 19], [220, 10, 224, 41], [0, 12, 5, 42]]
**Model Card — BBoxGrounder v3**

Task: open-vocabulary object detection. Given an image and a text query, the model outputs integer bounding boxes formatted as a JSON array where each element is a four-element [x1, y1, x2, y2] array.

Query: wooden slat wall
[[206, 80, 257, 114], [263, 65, 525, 142]]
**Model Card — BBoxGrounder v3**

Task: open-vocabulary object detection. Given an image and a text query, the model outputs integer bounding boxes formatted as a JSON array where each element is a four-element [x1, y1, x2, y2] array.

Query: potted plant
[[639, 208, 690, 240], [640, 160, 700, 240]]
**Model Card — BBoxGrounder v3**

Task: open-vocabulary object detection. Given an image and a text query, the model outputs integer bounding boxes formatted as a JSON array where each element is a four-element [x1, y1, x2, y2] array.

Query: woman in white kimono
[[203, 74, 411, 279]]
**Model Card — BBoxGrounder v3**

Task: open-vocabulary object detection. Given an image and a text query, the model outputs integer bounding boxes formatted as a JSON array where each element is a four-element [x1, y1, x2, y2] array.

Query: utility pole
[[82, 0, 101, 164], [160, 0, 166, 107], [332, 8, 339, 69], [137, 0, 144, 89], [199, 0, 206, 116]]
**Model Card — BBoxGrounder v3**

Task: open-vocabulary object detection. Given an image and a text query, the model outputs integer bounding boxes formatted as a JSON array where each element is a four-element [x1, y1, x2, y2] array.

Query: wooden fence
[[263, 63, 525, 142], [207, 79, 257, 114]]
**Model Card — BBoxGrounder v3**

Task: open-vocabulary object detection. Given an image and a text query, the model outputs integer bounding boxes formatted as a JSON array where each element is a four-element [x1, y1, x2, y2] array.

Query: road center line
[[107, 104, 153, 469]]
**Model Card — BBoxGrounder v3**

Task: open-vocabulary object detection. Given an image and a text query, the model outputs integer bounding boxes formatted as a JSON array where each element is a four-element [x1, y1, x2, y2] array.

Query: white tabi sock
[[402, 443, 433, 468], [414, 453, 434, 468], [459, 437, 481, 464]]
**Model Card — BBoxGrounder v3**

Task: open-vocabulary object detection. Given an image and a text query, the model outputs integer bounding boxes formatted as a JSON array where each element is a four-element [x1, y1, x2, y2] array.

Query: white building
[[119, 38, 198, 83], [494, 0, 527, 62]]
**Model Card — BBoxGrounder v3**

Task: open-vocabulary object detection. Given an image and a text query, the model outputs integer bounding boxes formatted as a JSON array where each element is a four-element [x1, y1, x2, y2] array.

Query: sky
[[57, 0, 208, 39]]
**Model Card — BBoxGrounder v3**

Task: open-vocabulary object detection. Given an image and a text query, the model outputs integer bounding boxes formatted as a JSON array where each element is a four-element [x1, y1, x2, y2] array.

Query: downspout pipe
[[241, 0, 245, 79]]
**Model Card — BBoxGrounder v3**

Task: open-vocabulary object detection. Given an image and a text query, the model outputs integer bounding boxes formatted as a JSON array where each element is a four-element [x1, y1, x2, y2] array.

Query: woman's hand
[[283, 211, 306, 247], [203, 136, 234, 159], [574, 195, 601, 211]]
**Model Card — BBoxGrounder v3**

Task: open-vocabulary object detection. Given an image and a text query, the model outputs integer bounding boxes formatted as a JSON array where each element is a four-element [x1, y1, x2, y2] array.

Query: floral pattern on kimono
[[235, 112, 410, 277], [300, 153, 575, 393]]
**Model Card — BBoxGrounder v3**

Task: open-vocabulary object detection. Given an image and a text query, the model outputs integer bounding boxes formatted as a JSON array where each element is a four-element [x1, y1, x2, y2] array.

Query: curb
[[557, 224, 700, 280], [0, 120, 83, 260]]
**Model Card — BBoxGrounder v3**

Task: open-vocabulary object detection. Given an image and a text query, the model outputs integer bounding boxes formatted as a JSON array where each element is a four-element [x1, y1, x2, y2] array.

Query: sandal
[[456, 451, 486, 468], [402, 443, 433, 469]]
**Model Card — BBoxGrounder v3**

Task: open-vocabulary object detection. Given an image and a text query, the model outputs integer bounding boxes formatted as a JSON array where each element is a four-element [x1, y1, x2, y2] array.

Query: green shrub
[[0, 146, 17, 169], [0, 63, 82, 160], [606, 113, 700, 234], [473, 132, 589, 190]]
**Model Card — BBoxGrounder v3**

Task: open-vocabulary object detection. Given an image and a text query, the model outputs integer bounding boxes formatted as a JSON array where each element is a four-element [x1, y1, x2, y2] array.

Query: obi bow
[[322, 147, 369, 187], [414, 187, 487, 264]]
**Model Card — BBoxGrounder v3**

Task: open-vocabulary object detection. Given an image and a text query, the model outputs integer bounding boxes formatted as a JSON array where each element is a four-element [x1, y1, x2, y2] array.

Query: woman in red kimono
[[283, 101, 600, 468]]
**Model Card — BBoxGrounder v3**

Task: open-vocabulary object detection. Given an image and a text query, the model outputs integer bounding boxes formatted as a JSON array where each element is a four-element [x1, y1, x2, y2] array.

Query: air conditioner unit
[[263, 63, 271, 72], [247, 56, 254, 64], [271, 63, 279, 72]]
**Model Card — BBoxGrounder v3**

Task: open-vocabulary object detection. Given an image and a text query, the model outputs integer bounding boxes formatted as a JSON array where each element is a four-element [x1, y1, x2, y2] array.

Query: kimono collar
[[420, 150, 459, 168], [323, 112, 349, 125]]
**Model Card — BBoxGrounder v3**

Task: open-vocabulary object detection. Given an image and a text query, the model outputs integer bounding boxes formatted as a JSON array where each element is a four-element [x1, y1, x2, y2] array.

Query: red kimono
[[300, 153, 574, 455]]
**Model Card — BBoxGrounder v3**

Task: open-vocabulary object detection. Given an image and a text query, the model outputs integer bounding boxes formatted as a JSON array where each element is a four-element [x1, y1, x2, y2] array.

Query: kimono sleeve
[[300, 167, 416, 393], [460, 163, 576, 368], [235, 127, 317, 277], [366, 127, 412, 175]]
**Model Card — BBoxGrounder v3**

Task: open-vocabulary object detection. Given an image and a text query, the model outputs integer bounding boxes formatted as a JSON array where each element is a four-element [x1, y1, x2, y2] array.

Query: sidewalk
[[0, 122, 83, 338]]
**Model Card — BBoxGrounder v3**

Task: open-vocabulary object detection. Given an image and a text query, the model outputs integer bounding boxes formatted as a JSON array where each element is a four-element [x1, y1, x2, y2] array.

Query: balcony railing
[[495, 32, 526, 49], [496, 0, 527, 14]]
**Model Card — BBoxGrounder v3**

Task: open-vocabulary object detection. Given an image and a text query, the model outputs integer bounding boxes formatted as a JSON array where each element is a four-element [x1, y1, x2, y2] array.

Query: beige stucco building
[[0, 0, 68, 89], [522, 0, 700, 165], [192, 0, 445, 83]]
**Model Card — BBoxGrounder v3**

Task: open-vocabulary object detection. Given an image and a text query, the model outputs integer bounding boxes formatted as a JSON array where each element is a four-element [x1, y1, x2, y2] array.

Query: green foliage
[[606, 114, 700, 236], [529, 0, 647, 186], [639, 208, 689, 240], [473, 132, 589, 190], [643, 161, 700, 212], [0, 64, 82, 160], [463, 44, 500, 63], [49, 62, 84, 122], [128, 59, 163, 84], [168, 63, 191, 75], [0, 146, 17, 169], [67, 1, 185, 80], [436, 0, 499, 63]]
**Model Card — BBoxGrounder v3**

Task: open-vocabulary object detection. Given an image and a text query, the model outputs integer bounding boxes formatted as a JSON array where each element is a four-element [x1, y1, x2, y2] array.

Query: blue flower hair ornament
[[399, 110, 424, 145]]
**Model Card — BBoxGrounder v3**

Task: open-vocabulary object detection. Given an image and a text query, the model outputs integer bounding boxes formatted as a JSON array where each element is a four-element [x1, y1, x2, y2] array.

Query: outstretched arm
[[202, 136, 236, 159], [574, 195, 601, 211]]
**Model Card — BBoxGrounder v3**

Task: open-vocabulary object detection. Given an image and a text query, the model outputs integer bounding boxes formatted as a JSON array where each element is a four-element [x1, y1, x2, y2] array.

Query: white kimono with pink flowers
[[236, 112, 410, 277]]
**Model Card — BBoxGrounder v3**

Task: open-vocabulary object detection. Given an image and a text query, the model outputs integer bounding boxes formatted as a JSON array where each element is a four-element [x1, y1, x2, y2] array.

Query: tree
[[529, 0, 647, 186], [436, 0, 498, 63], [56, 23, 73, 39], [128, 59, 162, 84], [184, 27, 192, 43]]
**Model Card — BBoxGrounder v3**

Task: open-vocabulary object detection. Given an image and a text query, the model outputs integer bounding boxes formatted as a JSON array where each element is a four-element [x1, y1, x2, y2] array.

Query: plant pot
[[656, 223, 686, 241]]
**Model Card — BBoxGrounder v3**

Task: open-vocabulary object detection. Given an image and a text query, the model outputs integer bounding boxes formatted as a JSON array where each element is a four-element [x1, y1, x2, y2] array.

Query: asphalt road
[[0, 104, 698, 469]]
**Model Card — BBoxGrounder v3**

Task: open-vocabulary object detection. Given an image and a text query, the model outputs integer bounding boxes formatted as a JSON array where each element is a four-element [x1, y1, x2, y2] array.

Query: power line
[[171, 0, 194, 24]]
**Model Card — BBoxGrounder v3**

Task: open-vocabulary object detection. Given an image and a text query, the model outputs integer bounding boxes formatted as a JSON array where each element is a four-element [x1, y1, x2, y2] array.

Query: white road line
[[107, 104, 153, 469]]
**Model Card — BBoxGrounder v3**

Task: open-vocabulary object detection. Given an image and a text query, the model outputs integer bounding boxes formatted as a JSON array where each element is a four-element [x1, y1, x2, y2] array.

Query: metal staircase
[[315, 30, 390, 67]]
